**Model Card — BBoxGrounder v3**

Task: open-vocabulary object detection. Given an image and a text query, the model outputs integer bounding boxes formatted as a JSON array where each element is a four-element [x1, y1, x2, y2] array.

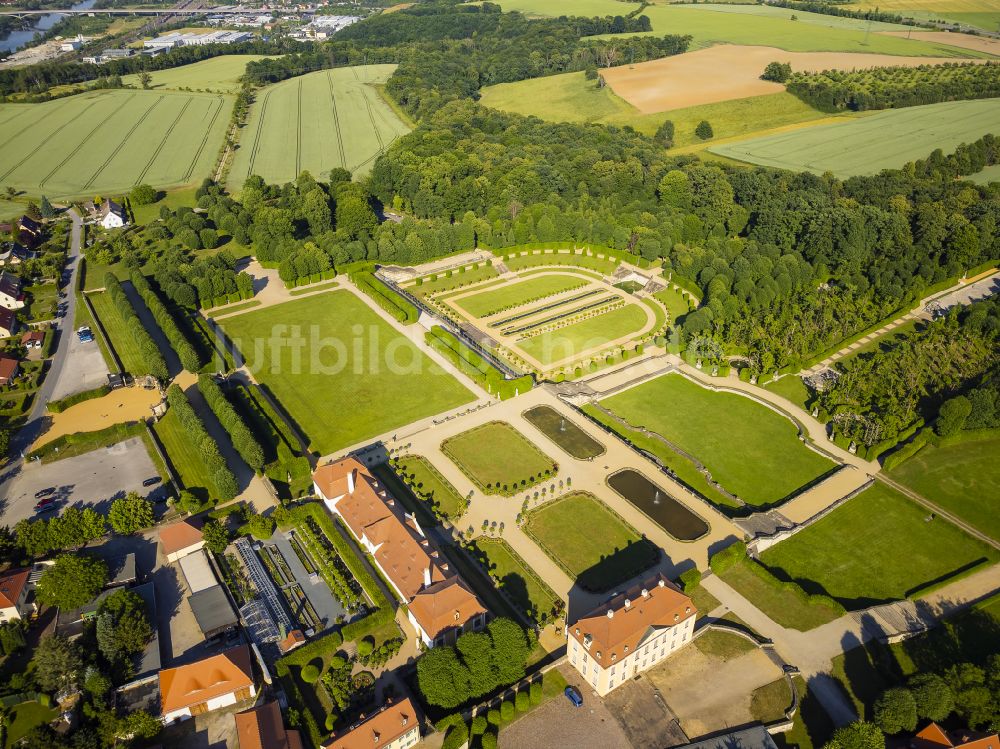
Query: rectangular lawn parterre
[[473, 537, 561, 625], [441, 421, 556, 495], [153, 406, 220, 499], [888, 431, 1000, 541], [393, 453, 467, 519], [760, 482, 999, 606], [219, 291, 473, 455], [524, 491, 660, 592], [600, 373, 833, 505], [518, 303, 651, 366], [87, 290, 148, 376], [455, 274, 588, 318]]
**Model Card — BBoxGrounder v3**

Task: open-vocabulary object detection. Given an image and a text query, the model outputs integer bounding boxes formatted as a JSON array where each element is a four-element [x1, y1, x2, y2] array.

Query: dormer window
[[685, 606, 691, 613], [674, 613, 679, 621], [611, 653, 617, 662], [624, 645, 629, 653], [401, 715, 409, 726]]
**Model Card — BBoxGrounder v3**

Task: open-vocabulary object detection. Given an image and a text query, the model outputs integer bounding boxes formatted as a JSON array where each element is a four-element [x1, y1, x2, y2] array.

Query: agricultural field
[[228, 64, 410, 186], [710, 98, 1000, 177], [0, 199, 25, 220], [495, 0, 986, 55], [888, 431, 1000, 540], [760, 482, 999, 607], [441, 421, 557, 494], [599, 373, 834, 506], [0, 89, 231, 198], [218, 291, 473, 456], [122, 55, 273, 94], [523, 491, 660, 592]]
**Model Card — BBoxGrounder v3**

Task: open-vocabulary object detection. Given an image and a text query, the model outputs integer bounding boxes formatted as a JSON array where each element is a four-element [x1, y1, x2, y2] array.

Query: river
[[0, 0, 98, 55]]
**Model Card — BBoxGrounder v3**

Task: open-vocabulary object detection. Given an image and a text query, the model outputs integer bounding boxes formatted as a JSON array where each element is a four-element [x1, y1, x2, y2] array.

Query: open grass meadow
[[455, 274, 587, 318], [524, 491, 659, 592], [494, 0, 984, 55], [441, 421, 557, 494], [122, 55, 274, 94], [228, 64, 410, 186], [0, 89, 231, 198], [760, 482, 999, 607], [888, 431, 1000, 540], [518, 303, 651, 366], [710, 98, 1000, 178], [219, 291, 473, 455], [473, 537, 562, 625], [599, 373, 833, 506], [846, 0, 1000, 30]]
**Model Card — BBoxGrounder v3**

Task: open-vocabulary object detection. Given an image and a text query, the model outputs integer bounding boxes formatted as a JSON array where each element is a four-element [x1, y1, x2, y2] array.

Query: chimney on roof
[[624, 598, 631, 610], [606, 609, 614, 619], [424, 566, 432, 588], [658, 578, 666, 587], [641, 588, 649, 598], [347, 469, 355, 494]]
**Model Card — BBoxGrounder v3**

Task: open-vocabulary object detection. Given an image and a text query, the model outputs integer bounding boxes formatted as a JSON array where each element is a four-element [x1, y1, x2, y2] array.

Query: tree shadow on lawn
[[575, 538, 661, 596]]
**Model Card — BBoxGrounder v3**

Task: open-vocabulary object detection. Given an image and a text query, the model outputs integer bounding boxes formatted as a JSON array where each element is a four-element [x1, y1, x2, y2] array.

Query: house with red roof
[[313, 457, 488, 648], [0, 568, 35, 624], [323, 696, 420, 749], [0, 355, 19, 386], [235, 700, 303, 749], [912, 722, 999, 749], [159, 518, 205, 563], [159, 644, 256, 723]]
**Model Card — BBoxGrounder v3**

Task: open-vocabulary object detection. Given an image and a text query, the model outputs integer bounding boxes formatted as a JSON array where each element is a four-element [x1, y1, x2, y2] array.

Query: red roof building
[[0, 568, 32, 623]]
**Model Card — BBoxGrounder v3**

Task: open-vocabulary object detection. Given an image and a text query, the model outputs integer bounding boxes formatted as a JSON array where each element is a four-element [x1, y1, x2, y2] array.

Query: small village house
[[16, 215, 42, 248], [21, 330, 44, 349], [0, 354, 20, 386], [0, 568, 35, 623], [0, 307, 17, 339], [99, 200, 128, 230], [912, 722, 999, 749], [158, 644, 255, 723], [159, 518, 205, 563], [0, 271, 25, 310], [322, 697, 420, 749], [235, 699, 303, 749]]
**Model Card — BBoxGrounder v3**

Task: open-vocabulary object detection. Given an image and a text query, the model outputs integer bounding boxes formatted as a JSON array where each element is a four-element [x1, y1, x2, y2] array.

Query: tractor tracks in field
[[245, 86, 273, 178], [135, 97, 192, 186], [83, 95, 165, 192], [295, 78, 303, 179], [0, 98, 102, 183], [182, 95, 225, 183], [326, 70, 347, 169]]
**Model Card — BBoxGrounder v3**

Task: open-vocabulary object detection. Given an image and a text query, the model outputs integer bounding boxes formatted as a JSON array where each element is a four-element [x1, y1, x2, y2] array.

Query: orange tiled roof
[[159, 645, 253, 715], [235, 700, 303, 749], [569, 572, 696, 669], [0, 568, 30, 609], [914, 723, 1000, 749], [159, 518, 204, 556], [278, 629, 306, 654], [20, 331, 43, 344], [408, 577, 487, 642], [0, 356, 19, 381], [323, 697, 418, 749]]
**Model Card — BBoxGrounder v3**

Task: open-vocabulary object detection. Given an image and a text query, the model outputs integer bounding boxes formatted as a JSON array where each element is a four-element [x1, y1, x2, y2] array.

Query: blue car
[[564, 686, 583, 708]]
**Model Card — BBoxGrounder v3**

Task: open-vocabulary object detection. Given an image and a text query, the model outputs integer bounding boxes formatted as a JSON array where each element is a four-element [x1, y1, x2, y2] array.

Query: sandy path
[[603, 44, 991, 113], [879, 31, 1000, 55], [33, 387, 163, 449]]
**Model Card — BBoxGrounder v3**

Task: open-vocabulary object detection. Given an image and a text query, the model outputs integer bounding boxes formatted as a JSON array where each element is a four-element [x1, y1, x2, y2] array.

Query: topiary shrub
[[482, 731, 498, 749], [500, 699, 514, 722], [325, 714, 337, 731], [487, 709, 501, 726], [471, 715, 487, 735], [300, 662, 321, 683], [356, 636, 374, 657], [516, 690, 529, 712], [679, 567, 702, 592], [529, 681, 542, 705]]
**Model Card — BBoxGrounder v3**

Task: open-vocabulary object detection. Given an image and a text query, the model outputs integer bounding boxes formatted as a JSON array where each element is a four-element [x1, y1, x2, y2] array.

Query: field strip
[[325, 70, 347, 167], [0, 98, 103, 182], [38, 93, 137, 189], [246, 87, 272, 177], [182, 95, 226, 182], [135, 98, 192, 185], [296, 79, 303, 178], [83, 95, 165, 191]]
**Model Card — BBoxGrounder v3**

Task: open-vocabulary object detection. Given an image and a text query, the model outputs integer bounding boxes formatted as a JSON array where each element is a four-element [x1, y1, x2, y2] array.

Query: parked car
[[564, 686, 583, 708], [77, 326, 94, 343], [34, 487, 55, 498], [142, 476, 161, 487], [34, 498, 56, 513]]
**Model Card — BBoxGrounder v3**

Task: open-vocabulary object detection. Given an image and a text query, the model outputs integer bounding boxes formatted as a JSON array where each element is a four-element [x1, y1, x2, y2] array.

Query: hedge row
[[165, 384, 238, 501], [130, 270, 204, 372], [426, 326, 531, 400], [350, 270, 418, 324], [47, 385, 109, 413], [103, 274, 168, 379], [197, 374, 265, 472]]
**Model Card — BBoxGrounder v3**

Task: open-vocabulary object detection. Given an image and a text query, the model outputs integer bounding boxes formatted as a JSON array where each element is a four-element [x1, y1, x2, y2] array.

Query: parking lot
[[48, 323, 110, 401], [0, 437, 162, 526]]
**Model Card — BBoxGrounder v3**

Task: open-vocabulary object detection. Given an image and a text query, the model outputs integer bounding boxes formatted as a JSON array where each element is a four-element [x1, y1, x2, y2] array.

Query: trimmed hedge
[[350, 270, 418, 324], [197, 374, 265, 472], [129, 270, 204, 372], [426, 326, 532, 400], [104, 273, 168, 379], [165, 384, 238, 501], [47, 385, 109, 413]]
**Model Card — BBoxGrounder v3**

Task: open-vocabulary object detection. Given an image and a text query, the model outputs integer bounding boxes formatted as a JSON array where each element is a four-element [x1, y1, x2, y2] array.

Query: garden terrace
[[522, 405, 605, 460], [442, 421, 558, 496], [489, 288, 605, 329], [524, 491, 660, 593], [501, 295, 620, 336], [455, 274, 589, 318]]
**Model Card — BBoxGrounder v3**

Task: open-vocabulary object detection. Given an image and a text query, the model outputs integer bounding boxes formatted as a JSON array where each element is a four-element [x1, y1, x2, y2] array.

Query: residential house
[[99, 200, 128, 230], [912, 722, 999, 749], [21, 330, 44, 349], [567, 572, 697, 696], [0, 308, 17, 339], [0, 355, 20, 386], [322, 697, 420, 749], [0, 271, 25, 310], [16, 216, 41, 248], [177, 549, 238, 638], [313, 457, 488, 648], [235, 700, 303, 749], [0, 568, 34, 623], [159, 644, 256, 723], [159, 518, 205, 563], [0, 242, 36, 267]]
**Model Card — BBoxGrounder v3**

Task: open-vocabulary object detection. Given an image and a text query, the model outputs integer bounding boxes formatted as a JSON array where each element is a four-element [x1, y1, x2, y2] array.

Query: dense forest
[[787, 62, 1000, 111]]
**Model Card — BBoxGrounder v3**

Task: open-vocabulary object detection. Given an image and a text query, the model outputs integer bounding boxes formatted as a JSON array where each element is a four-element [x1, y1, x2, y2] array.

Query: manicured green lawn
[[23, 282, 57, 322], [220, 291, 473, 455], [694, 629, 756, 659], [600, 373, 833, 505], [411, 263, 498, 297], [763, 375, 813, 412], [519, 303, 650, 366], [888, 431, 1000, 541], [455, 274, 588, 318], [5, 700, 58, 747], [524, 491, 659, 592], [441, 421, 556, 495], [88, 289, 147, 375], [654, 286, 692, 324], [473, 537, 562, 625], [393, 454, 466, 519], [760, 483, 999, 606], [154, 405, 221, 500]]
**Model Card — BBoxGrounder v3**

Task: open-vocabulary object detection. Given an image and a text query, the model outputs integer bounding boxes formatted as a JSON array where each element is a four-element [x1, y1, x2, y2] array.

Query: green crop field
[[0, 89, 231, 199], [228, 64, 410, 186], [846, 0, 1000, 31], [518, 304, 651, 366], [456, 274, 587, 318], [0, 199, 25, 220], [710, 98, 1000, 177], [122, 55, 274, 93], [219, 291, 473, 455], [760, 482, 999, 606], [599, 373, 833, 506], [889, 432, 1000, 540], [494, 0, 983, 55], [442, 421, 557, 494]]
